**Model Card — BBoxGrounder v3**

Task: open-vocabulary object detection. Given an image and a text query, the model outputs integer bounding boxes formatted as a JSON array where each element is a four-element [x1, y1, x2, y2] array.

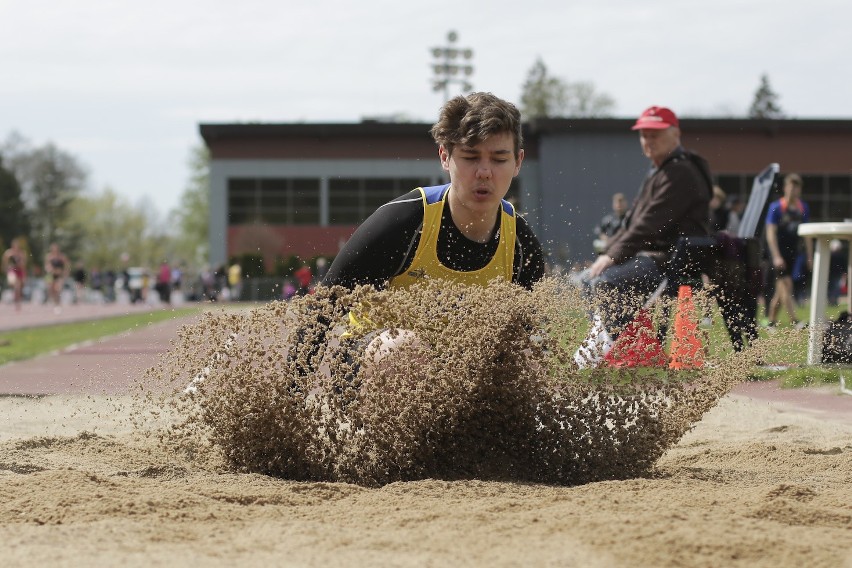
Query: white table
[[797, 222, 852, 364]]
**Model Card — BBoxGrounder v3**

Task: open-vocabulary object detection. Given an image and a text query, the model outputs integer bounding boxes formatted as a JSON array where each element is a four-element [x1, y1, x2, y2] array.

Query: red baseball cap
[[631, 106, 679, 130]]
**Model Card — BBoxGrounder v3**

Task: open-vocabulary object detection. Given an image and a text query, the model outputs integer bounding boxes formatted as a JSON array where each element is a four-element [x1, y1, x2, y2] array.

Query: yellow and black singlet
[[388, 184, 517, 288], [321, 184, 544, 291]]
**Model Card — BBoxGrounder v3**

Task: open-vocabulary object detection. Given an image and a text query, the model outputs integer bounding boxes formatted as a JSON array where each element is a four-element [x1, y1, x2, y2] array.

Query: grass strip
[[750, 365, 852, 388], [0, 307, 202, 366]]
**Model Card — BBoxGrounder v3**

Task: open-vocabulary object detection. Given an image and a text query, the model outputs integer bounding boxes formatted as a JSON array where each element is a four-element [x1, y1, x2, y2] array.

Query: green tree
[[564, 81, 616, 118], [62, 188, 170, 271], [167, 145, 210, 266], [0, 154, 30, 251], [520, 58, 616, 119], [520, 58, 568, 119], [1, 134, 87, 257], [749, 74, 784, 119]]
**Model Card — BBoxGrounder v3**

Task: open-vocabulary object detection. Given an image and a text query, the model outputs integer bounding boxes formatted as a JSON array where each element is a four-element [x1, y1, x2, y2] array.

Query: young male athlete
[[321, 92, 544, 293], [308, 92, 545, 371]]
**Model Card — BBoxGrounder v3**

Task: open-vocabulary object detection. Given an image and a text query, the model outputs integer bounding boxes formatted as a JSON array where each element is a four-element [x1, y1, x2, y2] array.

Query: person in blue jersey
[[764, 173, 812, 328]]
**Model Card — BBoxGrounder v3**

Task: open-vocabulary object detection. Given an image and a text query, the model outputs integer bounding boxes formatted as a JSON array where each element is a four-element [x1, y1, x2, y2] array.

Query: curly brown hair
[[429, 92, 523, 158]]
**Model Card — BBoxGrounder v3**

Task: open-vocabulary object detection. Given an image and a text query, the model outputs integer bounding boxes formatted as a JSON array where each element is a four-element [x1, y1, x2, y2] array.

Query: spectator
[[282, 279, 297, 301], [764, 173, 812, 328], [214, 264, 227, 301], [140, 270, 150, 304], [294, 264, 313, 296], [71, 261, 87, 303], [725, 194, 745, 235], [89, 267, 103, 302], [44, 243, 70, 308], [171, 264, 183, 291], [104, 269, 117, 303], [709, 186, 731, 233], [576, 106, 712, 367], [2, 237, 27, 311], [228, 258, 243, 302], [199, 266, 216, 301], [314, 256, 329, 282], [594, 193, 628, 252], [156, 260, 172, 304]]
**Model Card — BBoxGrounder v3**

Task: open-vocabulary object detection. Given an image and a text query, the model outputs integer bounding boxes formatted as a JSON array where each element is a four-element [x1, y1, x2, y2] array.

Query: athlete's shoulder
[[515, 212, 534, 233], [388, 187, 425, 205], [355, 188, 425, 237], [515, 214, 543, 250], [420, 184, 450, 205], [372, 188, 425, 218], [512, 213, 545, 287]]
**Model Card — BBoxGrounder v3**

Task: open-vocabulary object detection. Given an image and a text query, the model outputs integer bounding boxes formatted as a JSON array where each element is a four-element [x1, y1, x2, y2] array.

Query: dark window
[[827, 176, 852, 220], [715, 174, 748, 201], [797, 175, 827, 221], [227, 178, 319, 225], [328, 177, 431, 225], [329, 178, 363, 225], [228, 178, 258, 224], [290, 179, 321, 224], [828, 175, 851, 196], [364, 178, 398, 211]]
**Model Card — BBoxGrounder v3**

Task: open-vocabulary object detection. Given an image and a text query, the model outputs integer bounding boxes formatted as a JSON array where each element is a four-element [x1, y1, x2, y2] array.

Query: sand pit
[[0, 394, 849, 567], [1, 280, 851, 566]]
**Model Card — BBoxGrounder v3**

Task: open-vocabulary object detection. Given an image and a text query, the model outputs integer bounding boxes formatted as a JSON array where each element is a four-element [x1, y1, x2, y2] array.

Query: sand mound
[[147, 277, 771, 487]]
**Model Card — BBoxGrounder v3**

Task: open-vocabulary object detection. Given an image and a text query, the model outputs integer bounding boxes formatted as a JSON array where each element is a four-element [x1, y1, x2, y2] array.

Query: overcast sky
[[2, 0, 849, 216]]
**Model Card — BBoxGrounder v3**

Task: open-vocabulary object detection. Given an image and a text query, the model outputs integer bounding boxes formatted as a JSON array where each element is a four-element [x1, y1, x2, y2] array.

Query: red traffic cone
[[604, 308, 667, 368], [669, 285, 704, 369]]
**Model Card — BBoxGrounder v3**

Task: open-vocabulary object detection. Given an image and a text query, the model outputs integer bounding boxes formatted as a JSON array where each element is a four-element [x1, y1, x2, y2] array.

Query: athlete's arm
[[321, 189, 424, 290], [288, 190, 423, 379], [514, 215, 546, 289]]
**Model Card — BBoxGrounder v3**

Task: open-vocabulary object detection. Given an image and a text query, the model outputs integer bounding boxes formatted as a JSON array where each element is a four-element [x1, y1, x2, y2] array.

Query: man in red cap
[[575, 106, 713, 368]]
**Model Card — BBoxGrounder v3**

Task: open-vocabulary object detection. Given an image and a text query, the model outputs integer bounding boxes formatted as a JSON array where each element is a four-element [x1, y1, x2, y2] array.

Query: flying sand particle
[[143, 276, 786, 487]]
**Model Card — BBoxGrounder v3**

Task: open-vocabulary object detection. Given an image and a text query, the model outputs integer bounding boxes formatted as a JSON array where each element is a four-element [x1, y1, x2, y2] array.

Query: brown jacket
[[605, 148, 712, 265]]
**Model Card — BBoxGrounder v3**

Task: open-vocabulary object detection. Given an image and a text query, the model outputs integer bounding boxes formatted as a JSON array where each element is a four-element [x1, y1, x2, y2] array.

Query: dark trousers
[[580, 255, 664, 337]]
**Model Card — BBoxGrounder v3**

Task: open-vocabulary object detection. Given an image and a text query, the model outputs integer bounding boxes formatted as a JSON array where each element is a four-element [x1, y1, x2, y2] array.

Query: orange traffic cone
[[604, 308, 667, 368], [668, 285, 704, 369]]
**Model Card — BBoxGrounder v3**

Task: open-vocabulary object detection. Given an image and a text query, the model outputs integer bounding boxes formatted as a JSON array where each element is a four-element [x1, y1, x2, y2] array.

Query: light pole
[[430, 31, 474, 102]]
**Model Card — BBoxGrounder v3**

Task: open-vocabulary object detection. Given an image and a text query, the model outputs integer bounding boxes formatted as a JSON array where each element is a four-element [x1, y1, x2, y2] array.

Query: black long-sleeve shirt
[[322, 188, 545, 290]]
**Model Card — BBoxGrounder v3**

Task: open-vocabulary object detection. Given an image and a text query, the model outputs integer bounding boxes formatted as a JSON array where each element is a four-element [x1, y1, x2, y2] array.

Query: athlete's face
[[440, 132, 524, 218]]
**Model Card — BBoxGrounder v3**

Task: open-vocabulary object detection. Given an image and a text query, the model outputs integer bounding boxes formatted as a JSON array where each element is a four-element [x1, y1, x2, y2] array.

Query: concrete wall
[[535, 132, 648, 266]]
